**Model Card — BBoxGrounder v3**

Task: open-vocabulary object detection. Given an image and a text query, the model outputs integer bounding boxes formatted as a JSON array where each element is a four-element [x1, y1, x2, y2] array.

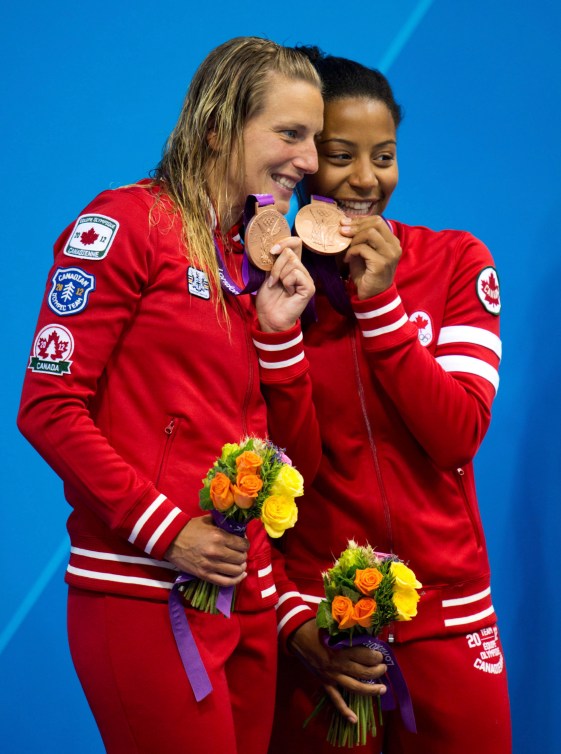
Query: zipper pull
[[388, 632, 395, 643], [164, 419, 175, 436]]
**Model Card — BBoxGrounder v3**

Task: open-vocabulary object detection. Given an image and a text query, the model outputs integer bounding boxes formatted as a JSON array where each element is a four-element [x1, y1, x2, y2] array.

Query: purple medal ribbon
[[214, 194, 275, 296], [325, 633, 417, 733], [168, 510, 248, 701]]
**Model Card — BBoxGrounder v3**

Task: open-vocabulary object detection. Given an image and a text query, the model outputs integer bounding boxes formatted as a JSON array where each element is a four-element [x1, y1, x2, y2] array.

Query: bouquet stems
[[180, 579, 235, 615], [326, 690, 381, 748]]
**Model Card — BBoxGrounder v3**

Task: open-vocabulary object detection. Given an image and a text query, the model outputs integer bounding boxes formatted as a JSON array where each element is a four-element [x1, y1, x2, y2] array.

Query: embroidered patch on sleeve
[[48, 267, 95, 316], [476, 267, 501, 315], [64, 214, 119, 260], [409, 310, 433, 347], [28, 324, 74, 375], [187, 266, 210, 300]]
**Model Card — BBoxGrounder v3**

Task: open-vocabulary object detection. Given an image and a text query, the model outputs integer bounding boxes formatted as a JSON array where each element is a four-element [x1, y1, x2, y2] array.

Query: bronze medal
[[294, 197, 349, 255], [244, 204, 291, 271]]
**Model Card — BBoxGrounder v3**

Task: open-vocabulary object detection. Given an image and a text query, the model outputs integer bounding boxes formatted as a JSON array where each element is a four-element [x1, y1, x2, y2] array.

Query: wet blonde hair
[[154, 36, 321, 306]]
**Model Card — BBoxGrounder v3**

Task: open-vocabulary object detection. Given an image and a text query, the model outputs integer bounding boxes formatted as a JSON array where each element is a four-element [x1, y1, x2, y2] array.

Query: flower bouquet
[[310, 540, 421, 747], [179, 436, 304, 614]]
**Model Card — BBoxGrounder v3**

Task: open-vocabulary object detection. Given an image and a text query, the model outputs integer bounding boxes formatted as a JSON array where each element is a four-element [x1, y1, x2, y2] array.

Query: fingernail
[[270, 244, 281, 254]]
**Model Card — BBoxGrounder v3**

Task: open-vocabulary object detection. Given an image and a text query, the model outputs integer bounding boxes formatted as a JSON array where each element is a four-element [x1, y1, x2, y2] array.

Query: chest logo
[[48, 267, 95, 316], [477, 267, 501, 315], [409, 310, 433, 347], [64, 214, 119, 260], [29, 324, 74, 376], [187, 266, 210, 300]]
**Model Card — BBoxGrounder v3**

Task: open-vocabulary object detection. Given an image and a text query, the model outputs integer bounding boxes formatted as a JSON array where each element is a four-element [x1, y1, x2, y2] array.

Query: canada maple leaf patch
[[64, 214, 120, 261], [477, 267, 501, 315], [409, 310, 433, 346]]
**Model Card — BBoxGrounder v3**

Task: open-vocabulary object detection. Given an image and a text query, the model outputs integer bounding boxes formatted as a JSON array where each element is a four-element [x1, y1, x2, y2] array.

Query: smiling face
[[224, 74, 323, 224], [305, 97, 399, 218]]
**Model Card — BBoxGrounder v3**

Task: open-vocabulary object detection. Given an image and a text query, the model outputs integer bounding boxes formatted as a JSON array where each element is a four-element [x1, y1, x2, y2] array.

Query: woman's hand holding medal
[[340, 214, 402, 300], [255, 236, 315, 333]]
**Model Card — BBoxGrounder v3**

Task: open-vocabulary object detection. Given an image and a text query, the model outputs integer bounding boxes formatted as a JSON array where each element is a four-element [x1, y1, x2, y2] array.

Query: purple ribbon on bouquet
[[325, 633, 417, 733], [168, 510, 248, 701]]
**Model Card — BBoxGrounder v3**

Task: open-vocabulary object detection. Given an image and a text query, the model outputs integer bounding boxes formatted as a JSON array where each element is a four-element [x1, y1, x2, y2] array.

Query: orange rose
[[209, 472, 234, 511], [233, 473, 263, 509], [354, 568, 383, 595], [352, 597, 377, 627], [331, 595, 357, 630], [236, 451, 263, 476]]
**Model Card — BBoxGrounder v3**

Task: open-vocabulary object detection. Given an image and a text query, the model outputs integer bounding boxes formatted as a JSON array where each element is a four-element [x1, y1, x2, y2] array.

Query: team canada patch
[[409, 310, 433, 347], [64, 214, 119, 260], [28, 324, 74, 376], [187, 266, 210, 300], [477, 267, 501, 315], [48, 267, 95, 316]]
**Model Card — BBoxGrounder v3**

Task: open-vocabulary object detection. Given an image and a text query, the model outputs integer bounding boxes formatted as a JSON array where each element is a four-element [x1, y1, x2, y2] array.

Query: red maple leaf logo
[[80, 227, 99, 245], [412, 314, 429, 330], [481, 271, 500, 306]]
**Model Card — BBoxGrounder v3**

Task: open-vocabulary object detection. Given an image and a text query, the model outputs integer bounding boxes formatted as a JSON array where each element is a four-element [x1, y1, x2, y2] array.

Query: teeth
[[338, 200, 374, 210], [273, 175, 297, 190]]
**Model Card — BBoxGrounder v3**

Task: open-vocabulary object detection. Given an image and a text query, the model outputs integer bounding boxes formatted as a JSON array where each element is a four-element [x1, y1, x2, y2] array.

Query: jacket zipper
[[457, 467, 482, 548], [155, 418, 177, 487], [350, 333, 394, 551], [233, 298, 252, 438]]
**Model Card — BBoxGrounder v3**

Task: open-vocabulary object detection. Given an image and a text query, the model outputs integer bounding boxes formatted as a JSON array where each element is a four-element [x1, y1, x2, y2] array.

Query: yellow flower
[[393, 587, 420, 621], [261, 495, 298, 538], [390, 561, 422, 590], [270, 464, 304, 498], [390, 561, 421, 621], [220, 443, 240, 461]]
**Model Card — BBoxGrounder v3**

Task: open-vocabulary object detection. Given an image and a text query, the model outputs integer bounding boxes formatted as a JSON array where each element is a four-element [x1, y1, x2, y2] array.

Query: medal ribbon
[[214, 194, 275, 295], [325, 633, 417, 732], [168, 510, 248, 701]]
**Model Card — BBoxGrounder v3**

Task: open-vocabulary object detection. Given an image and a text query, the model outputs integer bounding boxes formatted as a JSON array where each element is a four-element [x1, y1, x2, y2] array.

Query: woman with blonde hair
[[18, 36, 323, 754]]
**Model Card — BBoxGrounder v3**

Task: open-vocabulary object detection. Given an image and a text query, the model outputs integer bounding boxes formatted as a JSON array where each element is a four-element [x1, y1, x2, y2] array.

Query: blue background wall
[[2, 1, 559, 751]]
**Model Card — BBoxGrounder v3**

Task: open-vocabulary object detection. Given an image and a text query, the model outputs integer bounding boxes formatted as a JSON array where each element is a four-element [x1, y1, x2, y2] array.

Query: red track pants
[[68, 587, 278, 754]]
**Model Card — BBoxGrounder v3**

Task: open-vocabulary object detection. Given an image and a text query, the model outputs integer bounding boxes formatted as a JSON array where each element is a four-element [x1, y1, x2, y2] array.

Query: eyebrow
[[318, 137, 397, 148]]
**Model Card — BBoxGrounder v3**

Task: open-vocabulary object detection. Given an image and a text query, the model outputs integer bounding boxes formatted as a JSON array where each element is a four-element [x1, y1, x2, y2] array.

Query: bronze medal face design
[[294, 200, 349, 254], [245, 207, 291, 271]]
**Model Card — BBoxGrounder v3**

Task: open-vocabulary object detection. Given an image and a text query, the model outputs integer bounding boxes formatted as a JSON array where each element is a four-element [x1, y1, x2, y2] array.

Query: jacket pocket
[[456, 467, 482, 548], [154, 417, 180, 487]]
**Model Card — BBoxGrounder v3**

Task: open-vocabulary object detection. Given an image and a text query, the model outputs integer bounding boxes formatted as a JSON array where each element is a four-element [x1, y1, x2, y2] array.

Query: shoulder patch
[[187, 266, 210, 300], [29, 324, 74, 376], [64, 214, 119, 260], [409, 310, 433, 347], [48, 267, 95, 316], [477, 267, 501, 315]]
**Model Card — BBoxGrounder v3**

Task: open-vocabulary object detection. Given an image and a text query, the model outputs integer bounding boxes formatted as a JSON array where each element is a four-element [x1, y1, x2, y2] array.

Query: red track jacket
[[17, 183, 314, 612], [267, 220, 503, 643]]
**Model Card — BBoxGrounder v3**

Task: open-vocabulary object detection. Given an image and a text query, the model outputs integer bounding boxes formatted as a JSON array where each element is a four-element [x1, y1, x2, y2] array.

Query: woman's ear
[[206, 122, 219, 152]]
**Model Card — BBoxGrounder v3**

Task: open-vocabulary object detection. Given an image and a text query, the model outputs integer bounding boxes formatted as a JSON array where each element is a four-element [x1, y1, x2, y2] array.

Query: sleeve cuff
[[119, 490, 190, 560], [252, 322, 309, 384], [275, 589, 315, 652], [352, 284, 417, 351]]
